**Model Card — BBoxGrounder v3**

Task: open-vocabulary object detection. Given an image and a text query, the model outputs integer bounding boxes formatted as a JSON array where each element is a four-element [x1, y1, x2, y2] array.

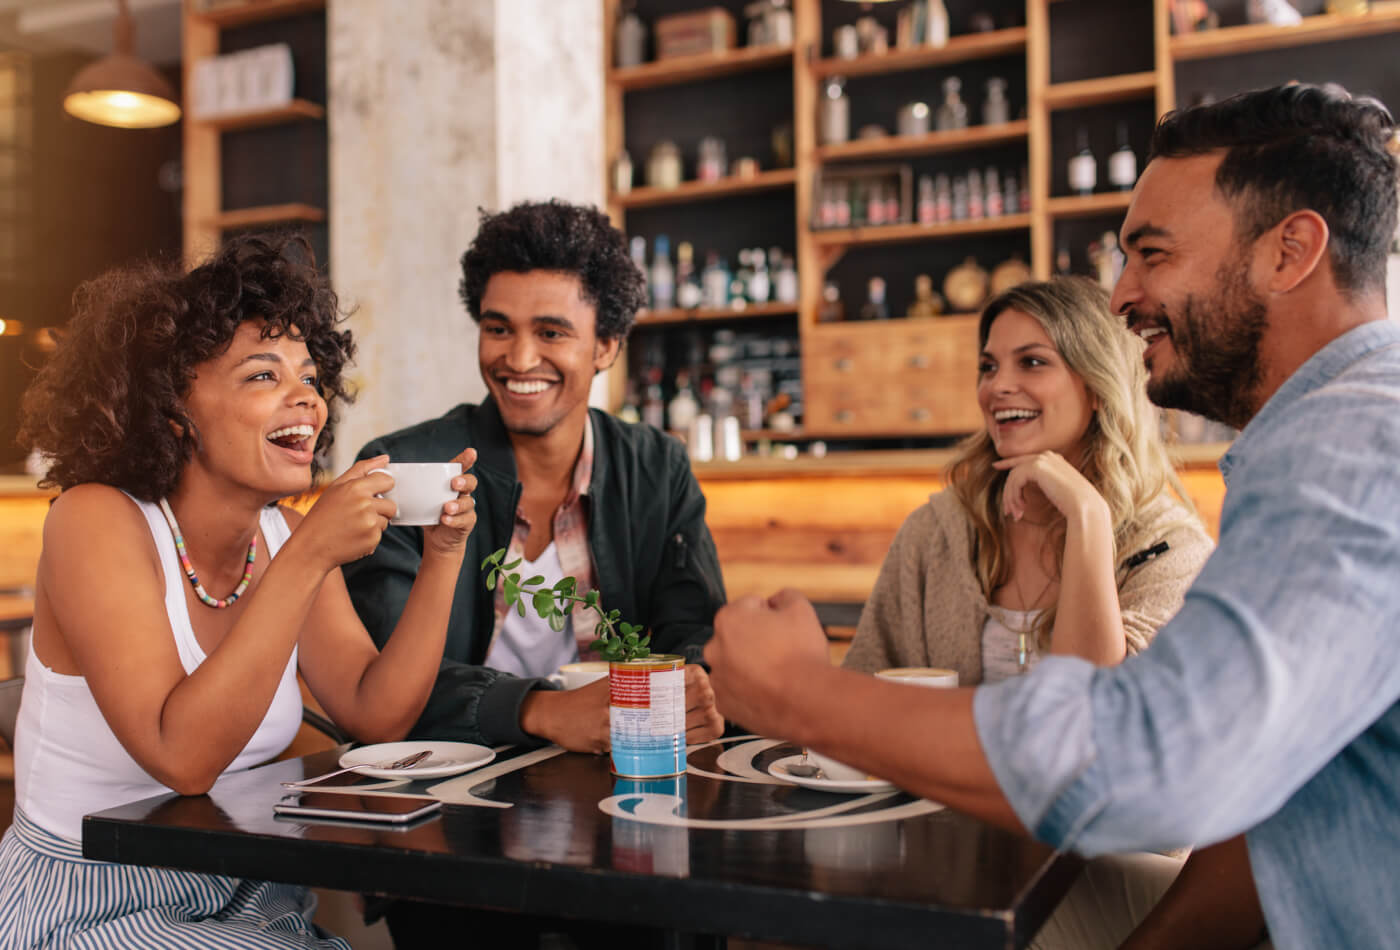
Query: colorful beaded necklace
[[158, 498, 257, 609]]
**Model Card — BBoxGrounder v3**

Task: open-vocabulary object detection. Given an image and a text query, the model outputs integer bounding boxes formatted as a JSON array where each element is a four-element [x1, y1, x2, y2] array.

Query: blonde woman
[[844, 277, 1213, 682]]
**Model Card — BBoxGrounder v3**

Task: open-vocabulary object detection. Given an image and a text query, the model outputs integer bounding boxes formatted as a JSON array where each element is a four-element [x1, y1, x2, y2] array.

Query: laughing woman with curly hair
[[0, 233, 477, 949]]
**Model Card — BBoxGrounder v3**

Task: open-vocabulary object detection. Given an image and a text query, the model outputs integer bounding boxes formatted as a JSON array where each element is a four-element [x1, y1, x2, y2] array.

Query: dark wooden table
[[83, 738, 1079, 949]]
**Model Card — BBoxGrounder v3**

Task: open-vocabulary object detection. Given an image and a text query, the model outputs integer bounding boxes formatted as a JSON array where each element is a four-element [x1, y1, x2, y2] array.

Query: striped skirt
[[0, 808, 351, 949]]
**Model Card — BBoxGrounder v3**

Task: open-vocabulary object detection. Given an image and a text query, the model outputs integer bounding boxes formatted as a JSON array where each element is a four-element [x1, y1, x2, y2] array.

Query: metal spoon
[[785, 749, 824, 779], [283, 749, 433, 787]]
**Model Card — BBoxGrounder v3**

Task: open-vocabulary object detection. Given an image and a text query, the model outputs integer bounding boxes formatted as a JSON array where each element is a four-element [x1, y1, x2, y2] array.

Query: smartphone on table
[[273, 792, 442, 825]]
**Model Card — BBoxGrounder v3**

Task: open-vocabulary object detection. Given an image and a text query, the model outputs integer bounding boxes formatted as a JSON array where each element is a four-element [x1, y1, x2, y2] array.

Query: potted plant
[[484, 549, 687, 778]]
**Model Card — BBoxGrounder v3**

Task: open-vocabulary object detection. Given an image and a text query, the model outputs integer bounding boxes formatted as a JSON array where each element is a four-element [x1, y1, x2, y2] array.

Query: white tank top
[[484, 540, 577, 678], [14, 497, 303, 842]]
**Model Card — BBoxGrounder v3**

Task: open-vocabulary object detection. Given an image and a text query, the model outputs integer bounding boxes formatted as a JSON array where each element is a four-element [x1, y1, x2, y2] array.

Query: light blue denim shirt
[[975, 320, 1400, 950]]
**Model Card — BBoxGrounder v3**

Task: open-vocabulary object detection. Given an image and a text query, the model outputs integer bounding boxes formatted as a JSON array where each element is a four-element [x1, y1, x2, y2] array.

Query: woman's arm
[[996, 451, 1125, 665], [46, 463, 395, 795], [296, 449, 477, 743], [1120, 836, 1268, 950]]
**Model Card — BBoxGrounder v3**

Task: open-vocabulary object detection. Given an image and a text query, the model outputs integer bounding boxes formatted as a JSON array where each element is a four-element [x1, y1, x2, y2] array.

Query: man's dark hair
[[458, 200, 647, 341], [19, 232, 354, 502], [1150, 82, 1399, 294]]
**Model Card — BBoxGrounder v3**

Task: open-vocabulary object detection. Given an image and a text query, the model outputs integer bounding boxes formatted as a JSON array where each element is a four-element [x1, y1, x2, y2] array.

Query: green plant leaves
[[482, 559, 650, 660]]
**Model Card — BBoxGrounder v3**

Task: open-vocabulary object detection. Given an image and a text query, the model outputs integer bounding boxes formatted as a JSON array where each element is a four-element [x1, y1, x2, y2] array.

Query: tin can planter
[[609, 653, 686, 778]]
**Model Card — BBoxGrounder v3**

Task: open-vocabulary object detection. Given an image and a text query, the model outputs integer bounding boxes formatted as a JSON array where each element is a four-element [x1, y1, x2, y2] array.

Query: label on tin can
[[610, 662, 686, 778]]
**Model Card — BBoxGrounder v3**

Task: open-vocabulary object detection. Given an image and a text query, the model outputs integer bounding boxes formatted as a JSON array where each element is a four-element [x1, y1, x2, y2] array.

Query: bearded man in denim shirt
[[706, 83, 1400, 950]]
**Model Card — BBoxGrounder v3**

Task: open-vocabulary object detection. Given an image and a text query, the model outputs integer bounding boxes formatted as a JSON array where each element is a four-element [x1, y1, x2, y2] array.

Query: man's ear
[[1264, 209, 1329, 295], [594, 335, 622, 373]]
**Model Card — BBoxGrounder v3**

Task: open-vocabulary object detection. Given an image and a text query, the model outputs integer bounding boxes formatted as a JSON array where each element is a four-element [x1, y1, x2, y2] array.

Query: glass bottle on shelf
[[819, 77, 850, 145], [967, 170, 984, 220], [702, 251, 729, 310], [774, 253, 799, 303], [1003, 171, 1018, 218], [951, 174, 969, 220], [1069, 128, 1097, 197], [983, 77, 1009, 126], [817, 281, 844, 322], [629, 235, 646, 276], [934, 173, 952, 223], [650, 235, 674, 311], [642, 378, 666, 430], [925, 0, 949, 47], [611, 151, 633, 196], [1055, 245, 1073, 276], [883, 183, 899, 224], [985, 167, 1003, 217], [867, 181, 886, 226], [1109, 121, 1137, 191], [834, 179, 852, 227], [749, 248, 771, 302], [697, 136, 727, 182], [615, 0, 646, 68], [676, 241, 703, 309], [935, 76, 968, 132], [1019, 163, 1031, 211], [667, 371, 700, 434], [917, 174, 936, 224], [858, 276, 890, 321], [738, 372, 765, 430]]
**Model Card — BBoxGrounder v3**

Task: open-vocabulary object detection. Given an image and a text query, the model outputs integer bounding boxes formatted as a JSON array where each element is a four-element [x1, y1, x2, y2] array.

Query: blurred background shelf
[[196, 99, 324, 132], [816, 121, 1029, 163], [810, 27, 1027, 79], [194, 0, 327, 29], [610, 44, 793, 91], [637, 302, 799, 326], [813, 214, 1031, 248], [1045, 192, 1134, 218], [614, 169, 796, 209], [1170, 5, 1400, 61]]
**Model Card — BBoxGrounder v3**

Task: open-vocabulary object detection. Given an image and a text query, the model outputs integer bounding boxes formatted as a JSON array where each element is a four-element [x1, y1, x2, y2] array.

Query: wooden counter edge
[[692, 441, 1231, 480]]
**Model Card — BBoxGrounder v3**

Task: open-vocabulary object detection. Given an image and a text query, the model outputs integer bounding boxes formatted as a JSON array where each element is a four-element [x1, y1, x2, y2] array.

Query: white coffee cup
[[876, 666, 959, 688], [547, 661, 610, 690], [370, 462, 461, 526]]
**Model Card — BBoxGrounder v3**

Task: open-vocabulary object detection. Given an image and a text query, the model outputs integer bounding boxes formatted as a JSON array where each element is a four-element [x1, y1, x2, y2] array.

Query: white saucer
[[339, 741, 495, 779], [768, 755, 896, 794]]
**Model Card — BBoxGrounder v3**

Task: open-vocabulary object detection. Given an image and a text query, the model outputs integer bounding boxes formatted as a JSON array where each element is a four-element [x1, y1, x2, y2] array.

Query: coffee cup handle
[[367, 467, 399, 520]]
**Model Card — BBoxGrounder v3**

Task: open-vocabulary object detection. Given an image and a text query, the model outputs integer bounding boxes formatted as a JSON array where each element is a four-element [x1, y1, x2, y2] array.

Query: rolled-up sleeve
[[975, 371, 1400, 857]]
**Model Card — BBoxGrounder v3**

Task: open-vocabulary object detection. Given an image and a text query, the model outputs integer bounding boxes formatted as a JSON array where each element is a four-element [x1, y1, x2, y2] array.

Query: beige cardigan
[[843, 488, 1215, 683]]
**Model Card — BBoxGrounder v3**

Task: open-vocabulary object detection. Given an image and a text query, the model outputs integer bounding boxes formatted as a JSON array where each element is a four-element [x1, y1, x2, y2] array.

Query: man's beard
[[1142, 259, 1268, 431]]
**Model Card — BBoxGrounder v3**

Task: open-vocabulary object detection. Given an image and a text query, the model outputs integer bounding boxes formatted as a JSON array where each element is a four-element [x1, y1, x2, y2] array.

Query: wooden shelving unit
[[206, 202, 326, 231], [1044, 71, 1159, 110], [194, 0, 326, 29], [614, 169, 796, 209], [812, 214, 1032, 249], [602, 0, 1398, 440], [195, 99, 324, 132], [809, 27, 1027, 78], [1045, 191, 1134, 219], [816, 120, 1029, 162], [637, 302, 798, 326], [182, 0, 327, 262], [1171, 5, 1400, 60], [609, 44, 793, 91]]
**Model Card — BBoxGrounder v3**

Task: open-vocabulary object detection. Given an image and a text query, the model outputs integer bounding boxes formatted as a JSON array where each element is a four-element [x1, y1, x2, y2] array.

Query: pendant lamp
[[62, 0, 180, 129]]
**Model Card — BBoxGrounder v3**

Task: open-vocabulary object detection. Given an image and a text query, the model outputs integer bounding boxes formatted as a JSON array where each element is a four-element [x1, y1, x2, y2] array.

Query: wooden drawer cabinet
[[804, 318, 982, 436]]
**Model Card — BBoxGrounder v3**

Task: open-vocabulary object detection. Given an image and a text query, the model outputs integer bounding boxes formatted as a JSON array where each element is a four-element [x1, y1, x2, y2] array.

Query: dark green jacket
[[343, 398, 725, 746]]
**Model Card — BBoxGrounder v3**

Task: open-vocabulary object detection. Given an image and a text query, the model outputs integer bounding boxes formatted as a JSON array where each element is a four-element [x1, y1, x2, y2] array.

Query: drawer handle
[[833, 409, 854, 424], [908, 354, 930, 369], [909, 407, 931, 421], [834, 357, 853, 372]]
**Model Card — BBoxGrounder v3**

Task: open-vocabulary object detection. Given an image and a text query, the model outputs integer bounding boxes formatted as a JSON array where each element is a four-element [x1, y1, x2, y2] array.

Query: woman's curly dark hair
[[19, 232, 355, 502], [458, 200, 647, 341]]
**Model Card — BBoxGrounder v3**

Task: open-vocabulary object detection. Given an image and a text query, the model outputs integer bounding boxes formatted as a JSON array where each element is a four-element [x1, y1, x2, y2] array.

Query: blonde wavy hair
[[947, 277, 1193, 648]]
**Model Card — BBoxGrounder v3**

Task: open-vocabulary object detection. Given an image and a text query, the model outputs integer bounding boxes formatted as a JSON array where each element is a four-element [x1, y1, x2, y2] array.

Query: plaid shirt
[[489, 418, 601, 661]]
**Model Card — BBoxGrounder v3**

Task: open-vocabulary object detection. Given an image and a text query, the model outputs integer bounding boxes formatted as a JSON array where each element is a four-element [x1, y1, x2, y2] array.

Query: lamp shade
[[63, 53, 180, 129]]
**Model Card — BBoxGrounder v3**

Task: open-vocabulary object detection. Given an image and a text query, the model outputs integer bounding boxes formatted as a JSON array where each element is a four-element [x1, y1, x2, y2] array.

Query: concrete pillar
[[328, 0, 603, 469]]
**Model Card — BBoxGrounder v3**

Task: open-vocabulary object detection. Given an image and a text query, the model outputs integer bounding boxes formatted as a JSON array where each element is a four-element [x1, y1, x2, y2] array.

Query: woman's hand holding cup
[[297, 454, 398, 572], [421, 447, 478, 559]]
